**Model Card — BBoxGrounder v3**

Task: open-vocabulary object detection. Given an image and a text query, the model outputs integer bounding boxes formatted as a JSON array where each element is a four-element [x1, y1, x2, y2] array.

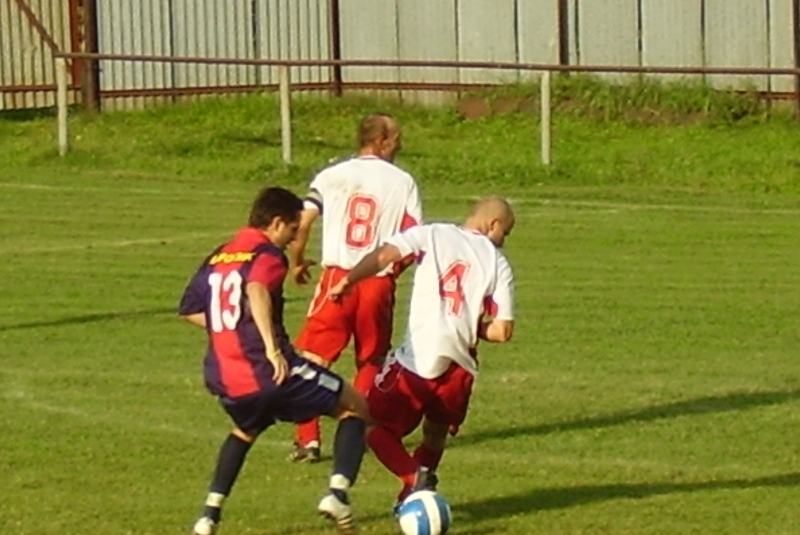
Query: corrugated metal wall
[[705, 0, 770, 89], [0, 0, 77, 110], [338, 0, 399, 99], [770, 0, 795, 92], [337, 0, 794, 91], [640, 0, 704, 82], [95, 0, 331, 110], [578, 0, 641, 74], [1, 1, 798, 110]]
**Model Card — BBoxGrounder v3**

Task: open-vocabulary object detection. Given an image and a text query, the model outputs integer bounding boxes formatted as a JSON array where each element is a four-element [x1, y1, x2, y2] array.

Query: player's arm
[[287, 191, 321, 285], [327, 243, 403, 300], [349, 243, 404, 284], [328, 226, 426, 299], [245, 281, 280, 356], [178, 267, 207, 329], [247, 253, 291, 383], [392, 180, 424, 275], [402, 179, 423, 230], [478, 254, 515, 343], [181, 313, 206, 328], [478, 318, 514, 343], [245, 281, 288, 384]]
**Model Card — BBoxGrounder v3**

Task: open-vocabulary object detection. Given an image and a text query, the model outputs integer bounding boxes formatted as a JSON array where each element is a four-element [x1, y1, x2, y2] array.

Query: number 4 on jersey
[[439, 261, 469, 316]]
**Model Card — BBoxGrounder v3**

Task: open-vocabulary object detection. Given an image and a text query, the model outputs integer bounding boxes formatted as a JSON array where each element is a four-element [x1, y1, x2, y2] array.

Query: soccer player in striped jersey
[[179, 187, 370, 535]]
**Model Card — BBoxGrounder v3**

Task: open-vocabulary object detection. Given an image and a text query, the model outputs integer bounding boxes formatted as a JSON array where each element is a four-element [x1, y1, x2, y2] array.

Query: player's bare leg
[[291, 350, 329, 463], [413, 417, 447, 477], [192, 427, 257, 535], [317, 382, 371, 534]]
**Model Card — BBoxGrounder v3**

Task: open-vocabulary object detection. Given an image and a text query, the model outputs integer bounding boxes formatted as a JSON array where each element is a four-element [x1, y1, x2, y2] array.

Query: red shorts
[[294, 267, 395, 366], [367, 356, 474, 438]]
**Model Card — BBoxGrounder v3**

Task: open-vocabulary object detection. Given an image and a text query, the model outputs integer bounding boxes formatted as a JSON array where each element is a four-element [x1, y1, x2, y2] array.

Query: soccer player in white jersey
[[287, 113, 423, 462], [327, 196, 515, 509]]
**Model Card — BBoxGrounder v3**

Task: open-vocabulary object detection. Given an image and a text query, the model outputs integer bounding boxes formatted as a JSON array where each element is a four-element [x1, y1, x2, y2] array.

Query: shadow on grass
[[0, 307, 176, 331], [456, 472, 800, 522], [0, 107, 57, 121], [455, 388, 800, 447], [0, 105, 83, 122], [0, 298, 307, 332]]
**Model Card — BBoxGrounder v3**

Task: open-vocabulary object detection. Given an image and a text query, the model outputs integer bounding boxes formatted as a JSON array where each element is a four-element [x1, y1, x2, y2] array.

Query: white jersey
[[386, 223, 514, 379], [305, 156, 422, 274]]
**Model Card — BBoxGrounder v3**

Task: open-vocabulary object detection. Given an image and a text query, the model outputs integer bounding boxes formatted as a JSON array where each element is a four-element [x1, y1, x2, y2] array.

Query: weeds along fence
[[53, 52, 800, 165]]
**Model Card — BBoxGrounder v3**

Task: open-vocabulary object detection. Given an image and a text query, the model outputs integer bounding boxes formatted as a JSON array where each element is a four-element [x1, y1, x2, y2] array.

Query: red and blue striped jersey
[[179, 227, 293, 398]]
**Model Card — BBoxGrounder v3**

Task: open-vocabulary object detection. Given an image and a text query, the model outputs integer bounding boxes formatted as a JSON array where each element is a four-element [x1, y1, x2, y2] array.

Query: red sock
[[353, 363, 381, 394], [368, 426, 417, 496], [413, 444, 444, 472], [295, 418, 320, 448]]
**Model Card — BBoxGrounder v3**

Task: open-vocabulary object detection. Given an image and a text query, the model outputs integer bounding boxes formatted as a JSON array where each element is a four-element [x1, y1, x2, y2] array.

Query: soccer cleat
[[394, 466, 440, 517], [411, 466, 439, 493], [288, 442, 321, 463], [192, 516, 218, 535], [318, 492, 357, 534]]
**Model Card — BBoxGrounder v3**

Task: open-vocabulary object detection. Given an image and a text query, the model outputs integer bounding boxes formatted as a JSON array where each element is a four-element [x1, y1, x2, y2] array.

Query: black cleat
[[288, 442, 321, 463], [411, 466, 439, 493]]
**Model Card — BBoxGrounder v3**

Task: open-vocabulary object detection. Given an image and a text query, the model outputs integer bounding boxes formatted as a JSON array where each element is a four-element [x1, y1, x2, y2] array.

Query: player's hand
[[326, 278, 351, 302], [266, 349, 289, 385], [291, 259, 317, 286]]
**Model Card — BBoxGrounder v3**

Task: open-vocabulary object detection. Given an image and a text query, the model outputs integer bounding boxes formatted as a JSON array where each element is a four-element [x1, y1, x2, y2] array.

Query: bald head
[[357, 113, 402, 162], [464, 196, 515, 248], [468, 196, 513, 220]]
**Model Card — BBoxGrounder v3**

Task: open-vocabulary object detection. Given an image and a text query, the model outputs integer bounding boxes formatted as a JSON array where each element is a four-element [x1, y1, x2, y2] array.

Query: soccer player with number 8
[[287, 113, 423, 462]]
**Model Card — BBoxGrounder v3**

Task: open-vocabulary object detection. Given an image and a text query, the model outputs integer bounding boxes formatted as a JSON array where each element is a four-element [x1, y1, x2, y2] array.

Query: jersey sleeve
[[385, 225, 431, 260], [486, 253, 514, 320], [304, 170, 327, 213], [400, 178, 423, 230], [178, 267, 207, 316], [248, 253, 287, 292]]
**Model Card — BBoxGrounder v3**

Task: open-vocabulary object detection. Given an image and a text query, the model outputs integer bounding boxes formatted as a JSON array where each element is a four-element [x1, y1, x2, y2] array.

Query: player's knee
[[334, 383, 373, 424], [232, 427, 257, 444]]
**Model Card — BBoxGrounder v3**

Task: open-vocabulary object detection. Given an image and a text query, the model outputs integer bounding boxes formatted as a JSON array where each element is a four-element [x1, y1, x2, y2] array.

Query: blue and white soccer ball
[[397, 490, 452, 535]]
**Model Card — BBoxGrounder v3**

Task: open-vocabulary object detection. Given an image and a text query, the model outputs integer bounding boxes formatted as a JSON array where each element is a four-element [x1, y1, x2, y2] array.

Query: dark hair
[[248, 186, 303, 228], [357, 113, 396, 148]]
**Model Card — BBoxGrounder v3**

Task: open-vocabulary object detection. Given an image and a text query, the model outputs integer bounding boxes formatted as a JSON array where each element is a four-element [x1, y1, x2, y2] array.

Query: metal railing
[[53, 52, 800, 164]]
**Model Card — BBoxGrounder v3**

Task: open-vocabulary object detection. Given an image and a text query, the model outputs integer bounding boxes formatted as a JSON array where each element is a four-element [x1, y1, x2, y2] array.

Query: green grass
[[1, 91, 799, 535]]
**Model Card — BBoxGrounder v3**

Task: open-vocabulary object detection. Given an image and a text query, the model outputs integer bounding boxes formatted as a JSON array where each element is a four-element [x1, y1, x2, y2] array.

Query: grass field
[[1, 91, 799, 535]]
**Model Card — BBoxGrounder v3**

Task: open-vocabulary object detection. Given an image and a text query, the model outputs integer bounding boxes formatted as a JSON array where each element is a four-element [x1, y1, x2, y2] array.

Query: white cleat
[[318, 493, 357, 534], [192, 516, 218, 535]]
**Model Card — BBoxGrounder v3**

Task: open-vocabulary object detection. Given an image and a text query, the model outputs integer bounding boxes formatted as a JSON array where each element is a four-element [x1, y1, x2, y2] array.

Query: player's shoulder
[[365, 158, 417, 184], [493, 248, 513, 278], [426, 221, 460, 234], [311, 154, 356, 180], [392, 163, 418, 186]]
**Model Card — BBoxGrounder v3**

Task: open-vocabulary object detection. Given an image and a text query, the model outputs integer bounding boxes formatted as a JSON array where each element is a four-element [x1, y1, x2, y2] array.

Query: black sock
[[202, 433, 253, 522], [329, 416, 366, 499]]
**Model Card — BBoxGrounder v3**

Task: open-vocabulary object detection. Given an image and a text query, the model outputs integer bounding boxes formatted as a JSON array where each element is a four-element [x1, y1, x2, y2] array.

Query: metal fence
[[0, 0, 80, 109], [2, 0, 800, 110]]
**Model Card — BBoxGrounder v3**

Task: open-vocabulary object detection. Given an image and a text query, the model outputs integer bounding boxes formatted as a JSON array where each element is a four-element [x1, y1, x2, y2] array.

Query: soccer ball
[[397, 490, 452, 535]]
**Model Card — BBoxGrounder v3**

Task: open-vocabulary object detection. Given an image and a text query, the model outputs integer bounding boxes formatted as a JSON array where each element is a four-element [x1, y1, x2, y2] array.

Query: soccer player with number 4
[[287, 113, 423, 462], [179, 187, 371, 535], [326, 196, 516, 512]]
